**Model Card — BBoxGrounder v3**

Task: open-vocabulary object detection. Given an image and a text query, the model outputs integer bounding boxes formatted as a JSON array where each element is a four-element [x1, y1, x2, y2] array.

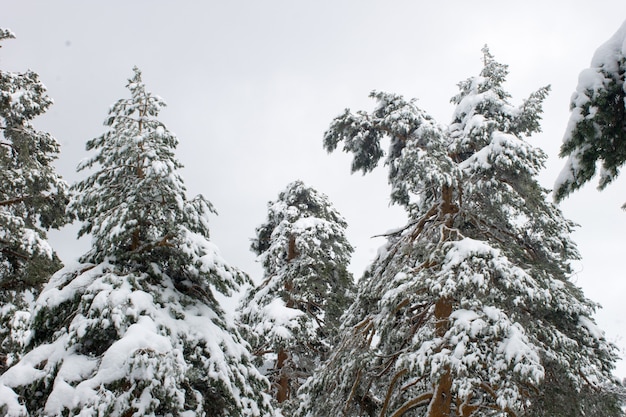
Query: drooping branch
[[0, 246, 28, 261], [343, 368, 363, 416], [380, 368, 408, 417], [389, 391, 433, 417]]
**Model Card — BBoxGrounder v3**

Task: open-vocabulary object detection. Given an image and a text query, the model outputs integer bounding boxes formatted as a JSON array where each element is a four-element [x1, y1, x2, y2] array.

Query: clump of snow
[[258, 298, 305, 340], [590, 20, 626, 73], [579, 315, 605, 340], [0, 384, 26, 416]]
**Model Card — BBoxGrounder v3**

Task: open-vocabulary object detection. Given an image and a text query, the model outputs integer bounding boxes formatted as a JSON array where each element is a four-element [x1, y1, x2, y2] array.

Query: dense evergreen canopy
[[298, 48, 620, 417]]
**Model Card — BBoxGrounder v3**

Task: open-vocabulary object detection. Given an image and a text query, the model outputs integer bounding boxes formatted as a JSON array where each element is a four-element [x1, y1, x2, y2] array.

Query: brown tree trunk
[[429, 369, 453, 417], [287, 235, 298, 261], [441, 185, 455, 215], [274, 235, 298, 403], [130, 109, 145, 253], [130, 228, 140, 251], [434, 298, 453, 337], [427, 184, 458, 417], [276, 348, 290, 403], [428, 297, 453, 417]]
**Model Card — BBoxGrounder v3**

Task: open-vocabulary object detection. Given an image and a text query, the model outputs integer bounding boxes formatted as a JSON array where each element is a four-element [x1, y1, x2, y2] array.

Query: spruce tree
[[297, 47, 620, 417], [0, 28, 69, 374], [238, 180, 354, 412], [555, 19, 626, 202], [0, 68, 273, 417]]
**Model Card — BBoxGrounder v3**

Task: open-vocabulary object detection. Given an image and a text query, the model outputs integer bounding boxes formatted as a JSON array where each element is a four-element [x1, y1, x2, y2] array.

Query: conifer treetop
[[70, 66, 247, 302], [243, 180, 354, 342], [239, 180, 354, 408]]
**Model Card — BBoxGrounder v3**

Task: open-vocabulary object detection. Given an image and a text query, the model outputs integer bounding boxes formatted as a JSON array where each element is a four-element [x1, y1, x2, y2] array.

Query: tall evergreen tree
[[0, 28, 69, 374], [238, 180, 354, 412], [0, 68, 273, 417], [298, 47, 620, 417], [555, 19, 626, 202]]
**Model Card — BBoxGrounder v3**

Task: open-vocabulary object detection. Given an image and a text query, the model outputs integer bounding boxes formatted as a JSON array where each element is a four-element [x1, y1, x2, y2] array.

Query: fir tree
[[297, 47, 620, 417], [555, 19, 626, 202], [0, 28, 69, 375], [0, 68, 273, 417], [238, 180, 354, 412]]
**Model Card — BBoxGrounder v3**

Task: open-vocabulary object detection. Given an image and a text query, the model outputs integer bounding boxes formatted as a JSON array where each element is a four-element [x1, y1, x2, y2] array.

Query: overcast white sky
[[3, 1, 626, 378]]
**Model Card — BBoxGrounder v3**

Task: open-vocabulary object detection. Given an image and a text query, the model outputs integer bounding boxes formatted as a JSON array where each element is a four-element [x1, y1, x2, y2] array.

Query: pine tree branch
[[371, 203, 439, 239], [343, 368, 362, 416], [0, 125, 30, 134], [388, 392, 432, 417], [380, 368, 408, 417], [457, 393, 480, 417], [0, 195, 32, 206], [400, 375, 428, 392], [252, 348, 274, 357], [462, 210, 539, 262], [478, 382, 518, 417], [131, 233, 175, 255], [0, 192, 60, 208], [0, 246, 29, 261]]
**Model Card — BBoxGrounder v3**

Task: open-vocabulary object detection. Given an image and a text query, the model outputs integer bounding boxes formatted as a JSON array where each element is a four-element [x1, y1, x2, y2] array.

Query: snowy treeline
[[1, 24, 625, 417]]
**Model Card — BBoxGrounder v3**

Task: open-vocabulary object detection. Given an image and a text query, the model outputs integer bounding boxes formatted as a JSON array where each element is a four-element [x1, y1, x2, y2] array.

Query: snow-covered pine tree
[[0, 28, 69, 374], [238, 180, 354, 412], [551, 19, 626, 414], [0, 67, 273, 417], [555, 19, 626, 202], [297, 47, 620, 417]]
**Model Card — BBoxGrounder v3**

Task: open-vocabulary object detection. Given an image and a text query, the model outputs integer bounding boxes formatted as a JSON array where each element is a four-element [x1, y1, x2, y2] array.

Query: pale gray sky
[[3, 1, 626, 378]]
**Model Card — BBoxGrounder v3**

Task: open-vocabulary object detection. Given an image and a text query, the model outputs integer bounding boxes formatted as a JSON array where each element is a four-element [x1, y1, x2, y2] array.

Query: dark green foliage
[[524, 360, 625, 417], [0, 28, 69, 293], [555, 21, 626, 202], [557, 62, 626, 200], [29, 293, 81, 347]]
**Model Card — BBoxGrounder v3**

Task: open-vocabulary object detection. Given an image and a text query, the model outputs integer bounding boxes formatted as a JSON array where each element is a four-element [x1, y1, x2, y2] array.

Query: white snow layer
[[0, 261, 268, 416]]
